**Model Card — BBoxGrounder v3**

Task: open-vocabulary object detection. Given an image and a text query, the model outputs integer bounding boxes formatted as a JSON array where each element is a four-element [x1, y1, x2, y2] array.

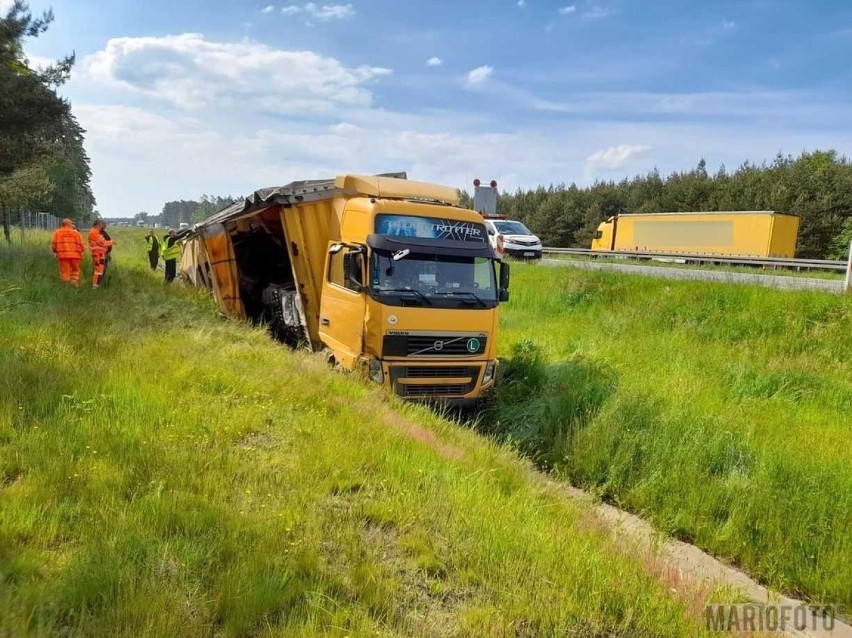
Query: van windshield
[[493, 221, 532, 235], [370, 251, 497, 308]]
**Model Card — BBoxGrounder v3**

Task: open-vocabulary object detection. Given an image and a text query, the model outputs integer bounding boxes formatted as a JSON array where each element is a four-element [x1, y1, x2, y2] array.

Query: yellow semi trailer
[[591, 211, 800, 257], [179, 172, 510, 406]]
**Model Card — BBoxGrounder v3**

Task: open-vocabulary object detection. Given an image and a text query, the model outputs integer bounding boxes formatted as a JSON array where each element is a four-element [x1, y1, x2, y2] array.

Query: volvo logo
[[433, 340, 444, 351]]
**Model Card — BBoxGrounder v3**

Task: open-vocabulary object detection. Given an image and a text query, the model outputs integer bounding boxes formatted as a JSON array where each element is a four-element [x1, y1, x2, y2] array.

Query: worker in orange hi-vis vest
[[50, 218, 85, 287], [87, 219, 115, 288]]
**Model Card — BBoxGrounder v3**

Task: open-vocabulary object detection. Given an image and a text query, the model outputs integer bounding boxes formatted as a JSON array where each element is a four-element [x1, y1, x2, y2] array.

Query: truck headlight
[[482, 361, 496, 385], [368, 359, 384, 384]]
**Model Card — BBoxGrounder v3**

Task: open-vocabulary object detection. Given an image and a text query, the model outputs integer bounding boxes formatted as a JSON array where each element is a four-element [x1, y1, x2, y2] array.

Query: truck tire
[[261, 283, 301, 346]]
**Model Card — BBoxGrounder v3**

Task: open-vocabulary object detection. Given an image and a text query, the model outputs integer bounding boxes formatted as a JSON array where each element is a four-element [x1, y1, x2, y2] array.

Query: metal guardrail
[[541, 247, 849, 272]]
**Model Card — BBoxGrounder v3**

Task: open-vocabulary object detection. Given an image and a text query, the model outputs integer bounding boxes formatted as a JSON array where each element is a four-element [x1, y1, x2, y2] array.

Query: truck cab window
[[328, 246, 364, 292], [328, 248, 346, 287], [370, 250, 498, 308], [344, 251, 364, 291]]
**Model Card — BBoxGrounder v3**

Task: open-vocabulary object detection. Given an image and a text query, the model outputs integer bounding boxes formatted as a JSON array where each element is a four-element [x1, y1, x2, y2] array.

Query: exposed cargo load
[[179, 172, 510, 406], [591, 211, 800, 258]]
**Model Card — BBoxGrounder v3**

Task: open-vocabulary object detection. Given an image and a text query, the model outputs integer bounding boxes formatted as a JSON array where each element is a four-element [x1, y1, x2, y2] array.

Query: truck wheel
[[324, 349, 337, 368]]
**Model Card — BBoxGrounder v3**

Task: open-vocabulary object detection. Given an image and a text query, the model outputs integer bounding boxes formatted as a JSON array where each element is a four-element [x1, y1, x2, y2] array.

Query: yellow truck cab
[[180, 172, 509, 405]]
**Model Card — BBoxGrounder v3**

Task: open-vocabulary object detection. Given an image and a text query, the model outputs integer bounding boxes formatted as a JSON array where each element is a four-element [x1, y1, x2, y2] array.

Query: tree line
[[137, 195, 237, 229], [486, 151, 852, 259], [0, 1, 94, 243]]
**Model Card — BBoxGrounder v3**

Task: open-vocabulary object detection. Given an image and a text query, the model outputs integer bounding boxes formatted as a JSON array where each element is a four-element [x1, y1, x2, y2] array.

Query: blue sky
[[10, 0, 852, 217]]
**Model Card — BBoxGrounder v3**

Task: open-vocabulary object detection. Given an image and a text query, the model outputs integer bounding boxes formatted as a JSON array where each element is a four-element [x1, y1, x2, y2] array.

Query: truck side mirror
[[487, 227, 496, 236], [498, 261, 510, 302]]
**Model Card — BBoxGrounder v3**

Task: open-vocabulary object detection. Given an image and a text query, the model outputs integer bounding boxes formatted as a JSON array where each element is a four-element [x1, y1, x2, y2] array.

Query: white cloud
[[25, 52, 55, 70], [71, 94, 852, 218], [468, 81, 852, 125], [76, 105, 194, 142], [315, 3, 355, 19], [465, 65, 493, 87], [82, 33, 390, 112], [66, 32, 852, 220], [328, 122, 362, 134], [722, 19, 737, 31], [279, 2, 355, 21], [517, 0, 525, 7], [0, 0, 14, 14], [585, 144, 649, 170], [583, 5, 611, 20], [426, 56, 442, 67], [558, 5, 576, 14], [261, 4, 275, 13]]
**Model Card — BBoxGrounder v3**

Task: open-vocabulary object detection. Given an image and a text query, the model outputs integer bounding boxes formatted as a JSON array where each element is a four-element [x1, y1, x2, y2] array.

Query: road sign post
[[845, 240, 852, 293]]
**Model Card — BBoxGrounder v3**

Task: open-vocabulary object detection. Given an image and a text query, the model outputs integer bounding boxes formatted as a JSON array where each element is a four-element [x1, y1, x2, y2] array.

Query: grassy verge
[[543, 253, 846, 279], [0, 229, 720, 636], [492, 263, 852, 608]]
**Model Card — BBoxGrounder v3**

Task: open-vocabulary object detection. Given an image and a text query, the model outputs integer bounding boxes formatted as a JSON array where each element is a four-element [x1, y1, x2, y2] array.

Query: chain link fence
[[3, 211, 89, 244]]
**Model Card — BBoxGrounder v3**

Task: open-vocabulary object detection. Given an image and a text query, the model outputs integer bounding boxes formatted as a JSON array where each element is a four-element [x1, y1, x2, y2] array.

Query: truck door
[[318, 243, 367, 369]]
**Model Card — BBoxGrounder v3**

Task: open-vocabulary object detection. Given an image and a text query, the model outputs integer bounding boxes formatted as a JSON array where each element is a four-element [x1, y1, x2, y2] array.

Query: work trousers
[[92, 253, 106, 287], [58, 258, 81, 287], [165, 259, 176, 283], [148, 250, 159, 270]]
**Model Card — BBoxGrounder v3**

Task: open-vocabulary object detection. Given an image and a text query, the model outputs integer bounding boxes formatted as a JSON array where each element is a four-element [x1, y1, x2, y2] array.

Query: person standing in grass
[[50, 218, 85, 287], [100, 220, 114, 278], [87, 219, 114, 288], [145, 229, 160, 271], [162, 229, 181, 283]]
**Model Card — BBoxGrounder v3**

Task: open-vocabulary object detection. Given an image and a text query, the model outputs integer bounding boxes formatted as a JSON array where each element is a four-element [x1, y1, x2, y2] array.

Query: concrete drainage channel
[[553, 482, 852, 638]]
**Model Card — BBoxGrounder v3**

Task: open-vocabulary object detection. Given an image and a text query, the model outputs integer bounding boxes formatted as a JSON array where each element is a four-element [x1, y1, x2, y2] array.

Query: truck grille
[[398, 384, 468, 398], [383, 334, 487, 357], [404, 366, 472, 378], [389, 365, 480, 399]]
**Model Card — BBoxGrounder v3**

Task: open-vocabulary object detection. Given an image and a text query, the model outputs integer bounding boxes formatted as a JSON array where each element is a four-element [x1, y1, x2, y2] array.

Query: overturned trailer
[[180, 172, 510, 405]]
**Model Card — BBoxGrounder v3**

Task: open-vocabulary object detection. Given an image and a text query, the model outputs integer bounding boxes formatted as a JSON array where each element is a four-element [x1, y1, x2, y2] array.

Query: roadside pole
[[846, 240, 852, 293]]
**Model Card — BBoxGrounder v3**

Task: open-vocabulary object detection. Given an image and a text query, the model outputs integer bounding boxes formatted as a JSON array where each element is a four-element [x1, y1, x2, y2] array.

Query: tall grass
[[0, 230, 717, 636], [493, 263, 852, 608], [546, 253, 847, 280]]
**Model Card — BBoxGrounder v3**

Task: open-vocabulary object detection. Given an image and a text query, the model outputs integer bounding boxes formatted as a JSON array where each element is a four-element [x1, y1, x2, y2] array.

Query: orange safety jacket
[[88, 228, 113, 257], [52, 227, 85, 260]]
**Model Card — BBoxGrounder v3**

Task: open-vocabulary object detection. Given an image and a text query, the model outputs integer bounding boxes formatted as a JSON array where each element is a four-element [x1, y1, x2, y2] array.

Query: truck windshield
[[493, 221, 532, 235], [370, 251, 498, 308]]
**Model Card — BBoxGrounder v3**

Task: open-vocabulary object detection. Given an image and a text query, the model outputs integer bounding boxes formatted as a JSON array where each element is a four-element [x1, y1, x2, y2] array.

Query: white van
[[483, 219, 542, 260]]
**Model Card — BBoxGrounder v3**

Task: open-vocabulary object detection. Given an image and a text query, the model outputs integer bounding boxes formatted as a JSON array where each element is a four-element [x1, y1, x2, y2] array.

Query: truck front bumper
[[504, 247, 542, 260], [367, 359, 497, 404]]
